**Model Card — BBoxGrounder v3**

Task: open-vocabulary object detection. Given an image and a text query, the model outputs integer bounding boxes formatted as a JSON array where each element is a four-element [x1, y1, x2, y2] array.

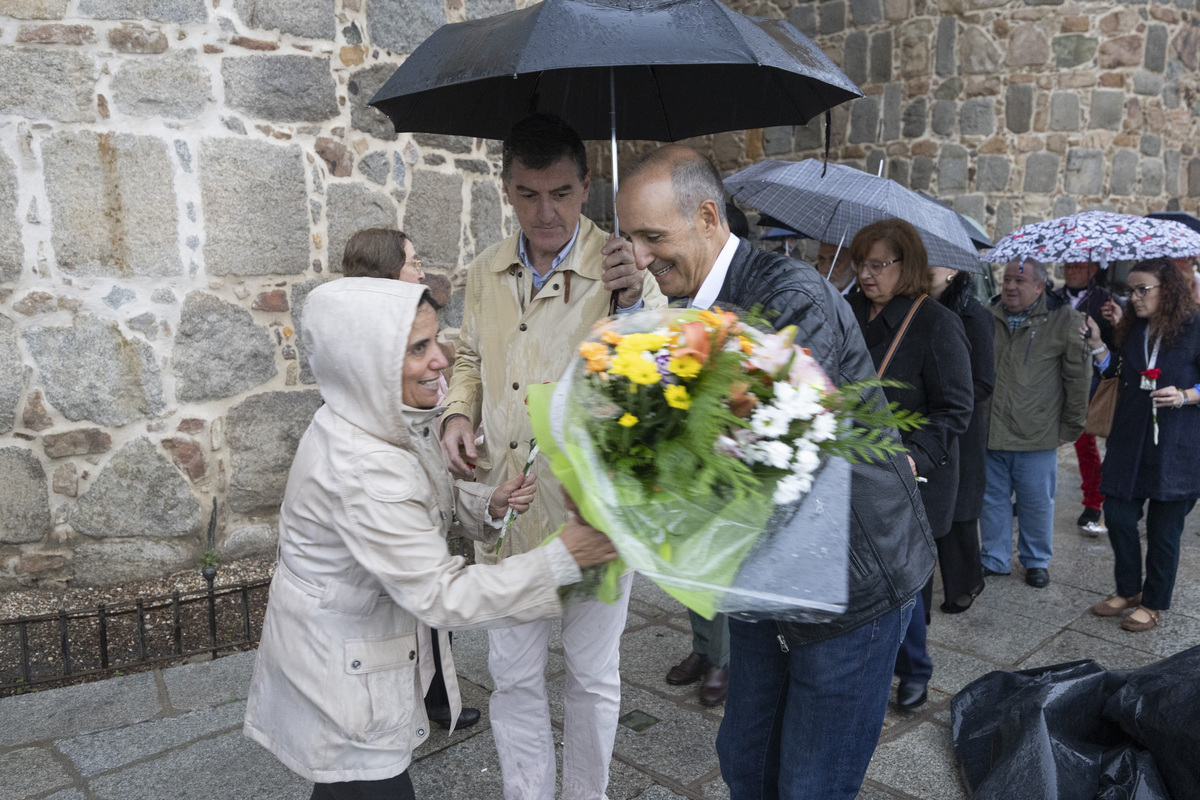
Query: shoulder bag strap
[[878, 294, 929, 378]]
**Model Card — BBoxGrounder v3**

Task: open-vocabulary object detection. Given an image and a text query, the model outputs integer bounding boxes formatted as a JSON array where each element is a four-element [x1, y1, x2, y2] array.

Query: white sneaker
[[1082, 521, 1107, 537]]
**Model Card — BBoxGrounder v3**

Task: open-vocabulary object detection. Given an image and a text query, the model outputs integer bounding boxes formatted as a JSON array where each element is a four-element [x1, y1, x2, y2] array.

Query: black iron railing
[[0, 576, 271, 695]]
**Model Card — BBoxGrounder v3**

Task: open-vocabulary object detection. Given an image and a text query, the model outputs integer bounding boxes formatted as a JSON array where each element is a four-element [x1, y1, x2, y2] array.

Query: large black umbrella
[[369, 0, 861, 143]]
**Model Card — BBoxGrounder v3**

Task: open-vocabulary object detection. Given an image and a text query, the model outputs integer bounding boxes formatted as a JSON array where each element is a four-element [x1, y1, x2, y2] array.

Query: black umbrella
[[1148, 211, 1200, 236], [369, 0, 861, 143]]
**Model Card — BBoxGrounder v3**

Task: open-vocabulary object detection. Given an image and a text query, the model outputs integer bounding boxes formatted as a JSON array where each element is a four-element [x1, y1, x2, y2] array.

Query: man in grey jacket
[[980, 259, 1091, 588]]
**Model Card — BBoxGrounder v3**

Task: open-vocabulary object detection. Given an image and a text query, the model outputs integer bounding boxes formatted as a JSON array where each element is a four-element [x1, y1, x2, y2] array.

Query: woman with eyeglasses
[[847, 219, 974, 710], [1083, 257, 1200, 632]]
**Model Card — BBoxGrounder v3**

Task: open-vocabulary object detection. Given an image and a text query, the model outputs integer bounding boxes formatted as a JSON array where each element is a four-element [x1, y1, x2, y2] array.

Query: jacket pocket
[[339, 632, 419, 740]]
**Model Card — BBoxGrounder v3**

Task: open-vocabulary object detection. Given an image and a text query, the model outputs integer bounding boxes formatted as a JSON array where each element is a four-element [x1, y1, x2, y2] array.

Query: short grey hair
[[669, 157, 727, 227], [1010, 258, 1048, 283]]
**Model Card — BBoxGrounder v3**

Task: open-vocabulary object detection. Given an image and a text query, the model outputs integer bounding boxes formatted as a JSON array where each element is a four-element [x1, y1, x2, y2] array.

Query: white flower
[[809, 412, 837, 443], [772, 382, 824, 422], [753, 440, 794, 470], [749, 403, 791, 438], [792, 446, 820, 476], [715, 434, 743, 458], [774, 472, 812, 504]]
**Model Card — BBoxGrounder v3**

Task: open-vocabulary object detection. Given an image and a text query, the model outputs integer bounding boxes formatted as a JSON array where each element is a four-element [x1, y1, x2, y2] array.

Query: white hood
[[302, 278, 434, 446]]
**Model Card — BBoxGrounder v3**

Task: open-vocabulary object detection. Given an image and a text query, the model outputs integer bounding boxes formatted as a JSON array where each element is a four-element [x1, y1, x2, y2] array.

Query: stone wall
[[2, 0, 1198, 588], [0, 0, 518, 588]]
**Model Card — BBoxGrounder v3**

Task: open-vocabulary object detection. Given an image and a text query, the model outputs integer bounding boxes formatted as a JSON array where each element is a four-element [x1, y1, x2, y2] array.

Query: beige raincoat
[[243, 279, 581, 784], [443, 216, 665, 564]]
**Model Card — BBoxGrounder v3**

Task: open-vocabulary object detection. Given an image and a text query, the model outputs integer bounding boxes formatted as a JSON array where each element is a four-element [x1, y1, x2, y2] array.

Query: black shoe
[[896, 681, 928, 710], [1077, 507, 1102, 527], [940, 583, 985, 614], [982, 566, 1010, 578], [427, 705, 481, 730], [1025, 568, 1050, 588]]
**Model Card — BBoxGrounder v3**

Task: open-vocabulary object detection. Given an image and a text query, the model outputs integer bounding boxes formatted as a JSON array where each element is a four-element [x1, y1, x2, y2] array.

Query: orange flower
[[739, 335, 754, 355], [579, 341, 611, 372], [729, 382, 758, 418], [601, 330, 623, 345], [673, 321, 711, 365]]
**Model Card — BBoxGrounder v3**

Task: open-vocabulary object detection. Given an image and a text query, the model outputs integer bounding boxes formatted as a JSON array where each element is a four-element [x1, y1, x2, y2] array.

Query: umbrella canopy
[[983, 211, 1200, 265], [958, 213, 994, 250], [724, 159, 985, 273], [1147, 211, 1200, 236], [369, 0, 861, 141]]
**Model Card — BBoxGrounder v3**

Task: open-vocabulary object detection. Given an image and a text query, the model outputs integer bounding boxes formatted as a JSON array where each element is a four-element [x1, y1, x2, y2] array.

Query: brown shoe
[[666, 652, 710, 686], [1120, 606, 1160, 632], [698, 665, 729, 707], [1091, 593, 1143, 617]]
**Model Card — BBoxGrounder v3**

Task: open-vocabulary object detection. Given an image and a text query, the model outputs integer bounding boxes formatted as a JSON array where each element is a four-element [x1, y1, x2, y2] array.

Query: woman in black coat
[[847, 219, 974, 709], [1084, 257, 1200, 633], [929, 268, 995, 613]]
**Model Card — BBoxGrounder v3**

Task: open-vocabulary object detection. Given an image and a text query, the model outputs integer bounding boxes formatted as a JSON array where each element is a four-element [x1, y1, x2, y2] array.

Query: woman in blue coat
[[1083, 258, 1200, 633]]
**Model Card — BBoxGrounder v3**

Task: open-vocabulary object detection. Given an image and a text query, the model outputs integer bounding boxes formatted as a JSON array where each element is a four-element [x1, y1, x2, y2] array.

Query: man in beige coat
[[243, 279, 616, 798], [441, 115, 664, 800]]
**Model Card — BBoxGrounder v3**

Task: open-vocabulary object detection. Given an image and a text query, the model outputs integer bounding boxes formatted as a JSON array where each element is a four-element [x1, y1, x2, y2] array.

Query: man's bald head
[[623, 145, 728, 229]]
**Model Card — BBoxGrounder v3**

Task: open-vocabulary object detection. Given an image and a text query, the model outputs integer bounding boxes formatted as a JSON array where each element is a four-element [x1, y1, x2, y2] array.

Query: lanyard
[[1143, 328, 1161, 372]]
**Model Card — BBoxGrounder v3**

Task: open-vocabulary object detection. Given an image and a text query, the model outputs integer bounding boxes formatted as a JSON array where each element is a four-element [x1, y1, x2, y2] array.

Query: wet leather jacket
[[716, 240, 936, 645]]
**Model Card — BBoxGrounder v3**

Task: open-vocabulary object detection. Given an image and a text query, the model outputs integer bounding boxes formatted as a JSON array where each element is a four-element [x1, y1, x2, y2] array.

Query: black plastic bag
[[951, 645, 1200, 800]]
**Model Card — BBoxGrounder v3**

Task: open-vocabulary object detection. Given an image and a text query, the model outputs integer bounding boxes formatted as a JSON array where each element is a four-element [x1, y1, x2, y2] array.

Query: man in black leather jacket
[[615, 145, 935, 800]]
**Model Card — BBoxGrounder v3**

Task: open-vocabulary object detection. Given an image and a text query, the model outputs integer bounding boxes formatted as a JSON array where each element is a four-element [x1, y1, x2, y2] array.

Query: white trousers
[[488, 573, 632, 800]]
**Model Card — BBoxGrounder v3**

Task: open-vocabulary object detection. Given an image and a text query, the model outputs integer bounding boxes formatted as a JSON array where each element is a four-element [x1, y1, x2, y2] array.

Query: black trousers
[[424, 630, 450, 710], [937, 519, 985, 603], [310, 772, 415, 800]]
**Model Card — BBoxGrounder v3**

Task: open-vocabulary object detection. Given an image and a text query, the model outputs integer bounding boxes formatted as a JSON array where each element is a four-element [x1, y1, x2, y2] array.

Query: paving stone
[[233, 0, 334, 39], [0, 0, 68, 17], [869, 31, 892, 84], [926, 600, 1060, 665], [72, 437, 201, 538], [632, 788, 691, 800], [58, 701, 246, 777], [1109, 148, 1139, 195], [925, 644, 1007, 696], [106, 21, 168, 53], [23, 316, 165, 426], [173, 292, 278, 402], [994, 200, 1015, 239], [937, 144, 969, 193], [78, 0, 205, 22], [1133, 70, 1164, 96], [931, 99, 956, 136], [348, 61, 398, 141], [357, 150, 389, 185], [0, 670, 161, 747], [1191, 157, 1200, 197], [958, 98, 994, 136], [618, 624, 702, 702], [1049, 91, 1080, 131], [1065, 147, 1106, 195], [289, 279, 327, 384], [936, 16, 956, 77], [762, 126, 793, 157], [0, 746, 73, 798], [850, 0, 881, 25], [1099, 34, 1144, 70], [1005, 83, 1033, 133], [0, 447, 51, 545], [902, 98, 927, 138], [882, 82, 902, 140], [866, 722, 966, 799], [327, 182, 398, 273], [1017, 630, 1160, 672], [849, 96, 880, 143], [1145, 24, 1168, 72], [975, 154, 1010, 192], [111, 50, 210, 120], [404, 171, 463, 270], [610, 684, 722, 786], [470, 180, 503, 254], [1140, 158, 1165, 196], [1089, 88, 1125, 130], [200, 138, 308, 276], [0, 316, 20, 434], [0, 48, 94, 123], [819, 0, 845, 35], [887, 158, 911, 189], [162, 650, 258, 711], [952, 194, 986, 226], [1069, 606, 1200, 658], [70, 539, 195, 584], [960, 26, 1001, 74], [464, 0, 513, 20], [222, 55, 337, 122], [226, 390, 323, 513], [42, 132, 180, 278], [408, 727, 506, 796], [843, 30, 868, 87], [89, 730, 309, 800], [910, 155, 935, 191], [1053, 34, 1098, 68], [0, 150, 21, 285], [366, 0, 445, 54], [786, 4, 817, 38]]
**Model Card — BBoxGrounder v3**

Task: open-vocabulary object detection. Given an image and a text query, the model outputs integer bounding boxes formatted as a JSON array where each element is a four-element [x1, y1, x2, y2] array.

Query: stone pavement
[[3, 452, 1199, 800]]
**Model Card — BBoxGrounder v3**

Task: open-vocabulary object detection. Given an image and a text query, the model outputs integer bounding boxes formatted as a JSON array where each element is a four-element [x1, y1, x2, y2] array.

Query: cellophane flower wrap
[[527, 306, 917, 621]]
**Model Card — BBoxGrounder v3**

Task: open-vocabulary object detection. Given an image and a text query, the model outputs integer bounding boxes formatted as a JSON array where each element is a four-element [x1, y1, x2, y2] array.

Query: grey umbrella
[[725, 159, 986, 273]]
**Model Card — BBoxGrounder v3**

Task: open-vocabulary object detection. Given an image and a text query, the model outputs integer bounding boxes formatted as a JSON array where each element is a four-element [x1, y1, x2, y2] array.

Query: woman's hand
[[1101, 298, 1122, 327], [1151, 385, 1189, 409], [487, 473, 537, 519], [1083, 316, 1104, 351], [559, 517, 619, 568]]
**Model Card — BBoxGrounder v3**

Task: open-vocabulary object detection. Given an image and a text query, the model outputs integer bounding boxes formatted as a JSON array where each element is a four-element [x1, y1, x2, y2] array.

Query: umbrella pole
[[610, 67, 619, 234], [828, 229, 847, 279]]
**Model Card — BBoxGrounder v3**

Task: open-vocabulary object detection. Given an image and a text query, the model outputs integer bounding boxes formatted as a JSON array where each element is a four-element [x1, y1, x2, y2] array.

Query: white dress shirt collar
[[690, 233, 740, 309]]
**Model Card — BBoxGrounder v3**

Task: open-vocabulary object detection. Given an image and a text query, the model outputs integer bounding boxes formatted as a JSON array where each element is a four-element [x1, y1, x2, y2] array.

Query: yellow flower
[[578, 341, 611, 372], [739, 335, 754, 355], [610, 352, 662, 385], [615, 332, 669, 357], [618, 413, 638, 427], [668, 355, 702, 380], [601, 330, 623, 345], [664, 384, 691, 410]]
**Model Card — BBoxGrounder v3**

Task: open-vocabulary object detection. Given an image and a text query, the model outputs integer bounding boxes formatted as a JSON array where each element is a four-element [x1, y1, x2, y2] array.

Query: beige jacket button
[[351, 659, 361, 670], [509, 441, 518, 449], [409, 650, 416, 660], [519, 323, 527, 331]]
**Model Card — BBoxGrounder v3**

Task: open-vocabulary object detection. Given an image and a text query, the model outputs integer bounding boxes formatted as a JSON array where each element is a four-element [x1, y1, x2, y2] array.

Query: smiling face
[[615, 167, 722, 300], [1002, 261, 1046, 313], [397, 239, 424, 284], [401, 303, 448, 409], [503, 156, 589, 265]]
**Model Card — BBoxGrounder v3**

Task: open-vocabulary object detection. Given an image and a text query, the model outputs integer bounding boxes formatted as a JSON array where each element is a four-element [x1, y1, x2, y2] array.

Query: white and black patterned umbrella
[[983, 211, 1200, 265], [724, 159, 986, 273]]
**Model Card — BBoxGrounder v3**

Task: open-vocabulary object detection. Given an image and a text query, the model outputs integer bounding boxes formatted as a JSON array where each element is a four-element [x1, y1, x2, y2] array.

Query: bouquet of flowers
[[527, 306, 920, 620]]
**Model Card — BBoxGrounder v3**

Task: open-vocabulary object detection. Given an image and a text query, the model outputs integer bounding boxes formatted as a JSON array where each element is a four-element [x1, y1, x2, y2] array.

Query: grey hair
[[669, 157, 727, 226], [1011, 258, 1048, 283]]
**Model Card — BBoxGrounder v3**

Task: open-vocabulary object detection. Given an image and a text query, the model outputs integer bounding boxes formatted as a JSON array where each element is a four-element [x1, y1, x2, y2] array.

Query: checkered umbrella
[[983, 210, 1200, 265], [724, 159, 985, 272]]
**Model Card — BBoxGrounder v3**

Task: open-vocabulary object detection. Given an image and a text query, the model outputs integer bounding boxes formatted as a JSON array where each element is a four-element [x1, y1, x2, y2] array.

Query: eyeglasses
[[407, 259, 423, 270], [855, 258, 901, 275], [1121, 284, 1160, 299]]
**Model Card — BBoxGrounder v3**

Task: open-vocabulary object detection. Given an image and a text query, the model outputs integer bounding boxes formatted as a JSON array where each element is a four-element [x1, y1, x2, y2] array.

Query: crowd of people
[[239, 113, 1200, 800]]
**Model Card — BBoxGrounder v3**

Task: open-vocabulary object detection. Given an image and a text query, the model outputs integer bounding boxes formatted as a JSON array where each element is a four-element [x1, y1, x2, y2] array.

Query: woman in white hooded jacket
[[244, 279, 616, 799]]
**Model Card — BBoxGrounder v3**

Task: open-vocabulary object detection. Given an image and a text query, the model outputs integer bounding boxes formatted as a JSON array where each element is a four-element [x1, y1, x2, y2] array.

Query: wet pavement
[[3, 450, 1198, 800]]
